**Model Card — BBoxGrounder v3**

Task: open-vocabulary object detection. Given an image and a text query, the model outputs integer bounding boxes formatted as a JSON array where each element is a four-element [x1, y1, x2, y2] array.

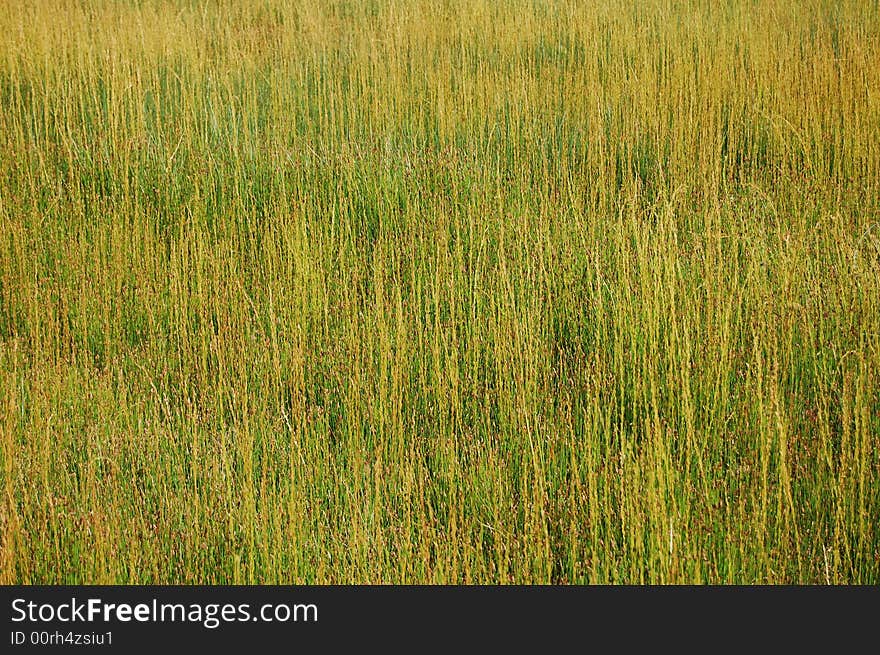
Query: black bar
[[1, 586, 877, 651]]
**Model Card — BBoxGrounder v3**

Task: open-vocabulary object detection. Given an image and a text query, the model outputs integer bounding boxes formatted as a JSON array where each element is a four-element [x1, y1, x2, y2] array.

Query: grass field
[[0, 0, 878, 583]]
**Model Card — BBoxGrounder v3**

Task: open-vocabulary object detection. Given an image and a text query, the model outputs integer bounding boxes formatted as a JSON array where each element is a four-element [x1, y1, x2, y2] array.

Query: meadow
[[0, 0, 878, 583]]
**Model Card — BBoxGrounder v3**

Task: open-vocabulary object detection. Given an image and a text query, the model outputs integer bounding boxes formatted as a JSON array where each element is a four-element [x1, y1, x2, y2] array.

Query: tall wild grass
[[0, 0, 878, 582]]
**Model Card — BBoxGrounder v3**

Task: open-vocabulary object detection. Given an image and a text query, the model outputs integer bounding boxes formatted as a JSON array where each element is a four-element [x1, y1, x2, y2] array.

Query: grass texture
[[1, 0, 879, 583]]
